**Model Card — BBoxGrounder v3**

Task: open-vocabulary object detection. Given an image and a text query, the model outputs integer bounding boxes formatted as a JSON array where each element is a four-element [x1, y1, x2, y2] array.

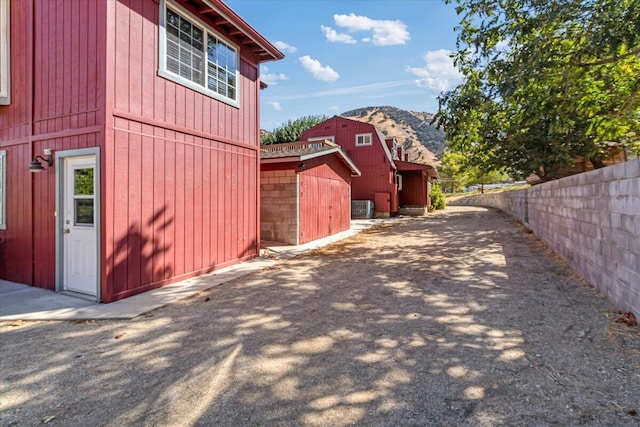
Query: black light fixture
[[29, 148, 53, 173]]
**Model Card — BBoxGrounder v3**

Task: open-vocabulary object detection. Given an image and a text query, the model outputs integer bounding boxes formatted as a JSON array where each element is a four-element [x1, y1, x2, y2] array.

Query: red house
[[300, 116, 438, 217], [260, 140, 361, 245], [0, 0, 283, 302]]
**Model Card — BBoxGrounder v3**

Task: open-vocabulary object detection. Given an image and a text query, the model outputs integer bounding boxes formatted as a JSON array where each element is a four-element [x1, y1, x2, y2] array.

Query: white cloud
[[329, 105, 339, 111], [333, 13, 409, 46], [406, 49, 463, 93], [266, 101, 282, 111], [274, 41, 297, 53], [321, 25, 357, 44], [260, 65, 289, 86], [299, 55, 340, 83], [263, 79, 414, 101]]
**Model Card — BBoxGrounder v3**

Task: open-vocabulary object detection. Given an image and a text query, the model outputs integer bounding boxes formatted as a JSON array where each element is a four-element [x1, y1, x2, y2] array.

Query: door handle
[[63, 228, 71, 234]]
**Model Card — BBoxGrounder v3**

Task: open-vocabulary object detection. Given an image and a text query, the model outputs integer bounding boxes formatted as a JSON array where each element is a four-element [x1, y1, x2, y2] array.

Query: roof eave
[[199, 0, 285, 62]]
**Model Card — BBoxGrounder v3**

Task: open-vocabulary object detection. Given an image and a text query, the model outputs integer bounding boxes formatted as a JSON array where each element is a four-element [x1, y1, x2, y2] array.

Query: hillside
[[341, 106, 446, 166]]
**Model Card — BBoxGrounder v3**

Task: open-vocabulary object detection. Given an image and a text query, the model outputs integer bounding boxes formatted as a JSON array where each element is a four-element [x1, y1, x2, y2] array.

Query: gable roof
[[196, 0, 284, 62], [260, 140, 361, 176]]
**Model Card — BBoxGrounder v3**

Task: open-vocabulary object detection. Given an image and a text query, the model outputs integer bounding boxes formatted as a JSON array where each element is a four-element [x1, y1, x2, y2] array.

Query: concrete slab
[[0, 219, 388, 321], [0, 257, 275, 321]]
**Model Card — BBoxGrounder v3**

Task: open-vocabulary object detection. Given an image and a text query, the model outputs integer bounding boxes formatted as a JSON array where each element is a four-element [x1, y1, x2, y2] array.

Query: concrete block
[[612, 162, 627, 180], [620, 214, 635, 234], [624, 159, 640, 179], [619, 178, 639, 197]]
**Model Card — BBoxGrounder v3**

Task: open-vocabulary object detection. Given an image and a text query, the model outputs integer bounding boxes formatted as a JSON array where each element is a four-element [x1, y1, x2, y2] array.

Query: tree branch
[[576, 48, 640, 66]]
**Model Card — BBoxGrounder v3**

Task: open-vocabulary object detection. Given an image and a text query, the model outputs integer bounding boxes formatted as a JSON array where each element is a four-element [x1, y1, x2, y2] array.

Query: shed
[[396, 160, 439, 215], [260, 140, 361, 245], [0, 0, 283, 302]]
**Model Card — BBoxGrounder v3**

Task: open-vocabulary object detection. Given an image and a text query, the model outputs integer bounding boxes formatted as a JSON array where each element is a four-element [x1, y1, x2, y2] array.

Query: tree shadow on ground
[[1, 207, 638, 426]]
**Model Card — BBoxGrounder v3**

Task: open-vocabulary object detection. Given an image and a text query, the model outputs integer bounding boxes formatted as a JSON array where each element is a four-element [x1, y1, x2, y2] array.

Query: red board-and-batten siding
[[106, 0, 262, 301], [0, 0, 273, 303], [260, 155, 353, 245], [0, 0, 106, 286], [299, 156, 352, 244], [301, 116, 398, 210]]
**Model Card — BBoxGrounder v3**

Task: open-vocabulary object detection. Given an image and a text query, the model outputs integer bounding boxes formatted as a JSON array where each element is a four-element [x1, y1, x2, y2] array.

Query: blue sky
[[225, 0, 463, 131]]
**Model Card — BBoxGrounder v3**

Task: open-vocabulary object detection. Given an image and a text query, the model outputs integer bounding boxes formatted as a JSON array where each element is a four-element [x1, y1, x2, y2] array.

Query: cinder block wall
[[260, 170, 299, 244], [450, 159, 640, 318]]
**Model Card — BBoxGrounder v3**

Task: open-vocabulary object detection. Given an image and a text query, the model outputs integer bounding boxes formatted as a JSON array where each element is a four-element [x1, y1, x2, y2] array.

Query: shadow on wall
[[107, 205, 174, 302]]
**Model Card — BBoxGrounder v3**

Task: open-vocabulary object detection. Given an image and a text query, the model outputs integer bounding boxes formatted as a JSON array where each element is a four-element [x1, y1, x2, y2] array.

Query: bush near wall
[[430, 184, 446, 211]]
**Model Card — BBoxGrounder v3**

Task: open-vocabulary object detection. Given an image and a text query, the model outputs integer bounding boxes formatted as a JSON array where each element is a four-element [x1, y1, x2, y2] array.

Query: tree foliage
[[261, 115, 329, 145], [430, 183, 446, 211], [440, 150, 508, 191], [436, 0, 640, 182]]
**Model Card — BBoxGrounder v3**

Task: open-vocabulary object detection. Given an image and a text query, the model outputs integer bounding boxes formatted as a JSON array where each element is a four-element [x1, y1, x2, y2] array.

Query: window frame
[[158, 0, 240, 108], [0, 150, 6, 229], [355, 133, 372, 147], [0, 0, 10, 105]]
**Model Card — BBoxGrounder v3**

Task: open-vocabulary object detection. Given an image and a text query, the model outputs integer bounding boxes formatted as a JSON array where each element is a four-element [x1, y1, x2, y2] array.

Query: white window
[[0, 0, 10, 105], [355, 133, 372, 146], [0, 150, 6, 229], [159, 0, 239, 107], [308, 136, 335, 143]]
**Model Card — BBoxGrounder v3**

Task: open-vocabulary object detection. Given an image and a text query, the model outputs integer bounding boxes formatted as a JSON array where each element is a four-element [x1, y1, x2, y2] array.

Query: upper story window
[[0, 0, 10, 105], [355, 133, 372, 146], [159, 0, 239, 107], [0, 150, 6, 229]]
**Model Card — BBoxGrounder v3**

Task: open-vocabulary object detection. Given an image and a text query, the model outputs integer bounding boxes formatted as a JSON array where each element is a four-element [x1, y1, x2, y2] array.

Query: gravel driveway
[[1, 206, 639, 426]]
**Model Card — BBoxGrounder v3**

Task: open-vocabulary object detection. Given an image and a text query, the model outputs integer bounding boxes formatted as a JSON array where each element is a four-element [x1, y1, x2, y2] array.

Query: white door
[[62, 156, 98, 296]]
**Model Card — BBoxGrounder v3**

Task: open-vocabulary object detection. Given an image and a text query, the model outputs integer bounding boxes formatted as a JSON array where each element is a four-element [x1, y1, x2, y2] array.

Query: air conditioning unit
[[351, 200, 374, 219]]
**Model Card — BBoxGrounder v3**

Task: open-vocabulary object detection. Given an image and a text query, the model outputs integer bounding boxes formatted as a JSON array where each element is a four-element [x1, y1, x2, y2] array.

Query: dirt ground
[[1, 206, 639, 427]]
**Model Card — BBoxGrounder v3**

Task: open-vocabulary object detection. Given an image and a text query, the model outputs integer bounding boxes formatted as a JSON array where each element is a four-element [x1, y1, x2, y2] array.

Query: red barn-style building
[[300, 116, 438, 217], [260, 140, 361, 245], [0, 0, 283, 302]]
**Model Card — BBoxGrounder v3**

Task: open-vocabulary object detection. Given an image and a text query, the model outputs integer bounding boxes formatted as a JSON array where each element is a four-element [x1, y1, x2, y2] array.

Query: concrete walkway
[[0, 219, 383, 321]]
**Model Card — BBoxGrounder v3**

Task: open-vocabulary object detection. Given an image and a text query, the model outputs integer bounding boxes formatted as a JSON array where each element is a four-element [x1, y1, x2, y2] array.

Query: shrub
[[430, 183, 446, 211]]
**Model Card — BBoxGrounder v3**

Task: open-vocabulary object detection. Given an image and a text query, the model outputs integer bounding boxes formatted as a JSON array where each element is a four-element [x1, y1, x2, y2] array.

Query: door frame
[[55, 147, 101, 301]]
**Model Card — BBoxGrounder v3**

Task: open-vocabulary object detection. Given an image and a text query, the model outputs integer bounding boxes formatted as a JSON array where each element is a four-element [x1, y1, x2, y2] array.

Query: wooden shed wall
[[105, 119, 258, 301], [0, 0, 106, 286], [102, 0, 262, 301], [299, 156, 352, 244], [400, 171, 428, 206]]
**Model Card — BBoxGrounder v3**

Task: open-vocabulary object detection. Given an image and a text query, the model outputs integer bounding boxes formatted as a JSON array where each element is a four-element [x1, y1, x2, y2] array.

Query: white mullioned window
[[159, 0, 239, 107], [0, 150, 6, 229], [0, 0, 10, 105], [355, 133, 372, 146]]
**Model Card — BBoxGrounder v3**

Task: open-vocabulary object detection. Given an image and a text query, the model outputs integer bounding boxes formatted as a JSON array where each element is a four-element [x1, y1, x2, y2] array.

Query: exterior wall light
[[29, 148, 53, 172]]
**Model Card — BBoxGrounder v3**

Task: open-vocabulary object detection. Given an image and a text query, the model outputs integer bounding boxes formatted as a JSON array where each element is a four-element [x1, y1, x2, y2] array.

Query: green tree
[[261, 115, 329, 145], [436, 0, 640, 182], [440, 150, 509, 191], [430, 183, 446, 210]]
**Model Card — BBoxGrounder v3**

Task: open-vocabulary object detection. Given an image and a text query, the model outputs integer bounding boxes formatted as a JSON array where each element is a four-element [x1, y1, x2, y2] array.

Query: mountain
[[340, 106, 446, 166]]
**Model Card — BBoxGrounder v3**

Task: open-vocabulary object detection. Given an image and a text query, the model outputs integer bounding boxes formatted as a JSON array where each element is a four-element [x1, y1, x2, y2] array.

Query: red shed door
[[62, 156, 98, 297]]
